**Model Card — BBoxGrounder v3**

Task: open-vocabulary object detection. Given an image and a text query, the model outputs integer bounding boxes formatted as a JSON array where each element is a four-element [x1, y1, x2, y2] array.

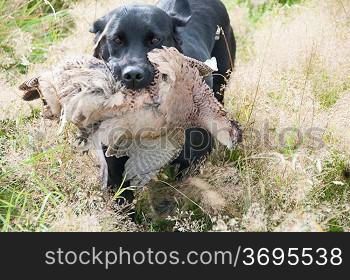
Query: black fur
[[91, 0, 236, 202]]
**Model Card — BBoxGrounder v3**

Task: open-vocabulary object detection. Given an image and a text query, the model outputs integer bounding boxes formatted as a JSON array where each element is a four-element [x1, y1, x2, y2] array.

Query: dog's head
[[90, 0, 192, 90]]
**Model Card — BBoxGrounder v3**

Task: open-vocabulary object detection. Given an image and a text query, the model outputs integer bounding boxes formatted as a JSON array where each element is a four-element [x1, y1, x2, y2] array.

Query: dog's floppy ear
[[92, 15, 114, 59], [157, 0, 192, 27], [90, 14, 110, 35], [93, 35, 108, 59]]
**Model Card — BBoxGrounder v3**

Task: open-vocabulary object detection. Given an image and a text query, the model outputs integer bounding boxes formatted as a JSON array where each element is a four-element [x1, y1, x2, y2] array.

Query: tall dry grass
[[221, 0, 350, 231], [1, 0, 349, 232]]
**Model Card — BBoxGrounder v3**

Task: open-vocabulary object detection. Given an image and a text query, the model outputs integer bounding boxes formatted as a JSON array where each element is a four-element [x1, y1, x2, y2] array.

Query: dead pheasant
[[19, 47, 242, 188]]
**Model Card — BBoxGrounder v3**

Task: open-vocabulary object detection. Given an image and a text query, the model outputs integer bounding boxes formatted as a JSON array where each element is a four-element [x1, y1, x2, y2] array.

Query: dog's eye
[[150, 37, 161, 46], [115, 36, 124, 45]]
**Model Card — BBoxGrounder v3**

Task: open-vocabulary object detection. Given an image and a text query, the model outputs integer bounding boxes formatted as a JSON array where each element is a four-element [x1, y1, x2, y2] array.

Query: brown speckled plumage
[[19, 47, 242, 188]]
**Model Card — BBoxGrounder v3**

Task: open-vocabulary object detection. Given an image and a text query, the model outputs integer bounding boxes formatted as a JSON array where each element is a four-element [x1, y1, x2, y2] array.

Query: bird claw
[[72, 135, 91, 153]]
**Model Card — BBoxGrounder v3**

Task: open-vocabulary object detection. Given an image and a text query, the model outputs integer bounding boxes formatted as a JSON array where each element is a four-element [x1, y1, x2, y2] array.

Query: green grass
[[229, 0, 303, 23], [0, 112, 65, 231], [0, 0, 77, 83], [317, 152, 350, 202], [317, 89, 340, 109], [0, 138, 92, 232], [279, 129, 301, 156], [309, 151, 350, 232], [0, 106, 97, 231], [0, 169, 64, 232], [314, 73, 350, 109], [328, 218, 345, 232]]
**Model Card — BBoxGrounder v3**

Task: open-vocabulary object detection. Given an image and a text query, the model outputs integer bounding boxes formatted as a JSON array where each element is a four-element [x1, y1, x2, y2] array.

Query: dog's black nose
[[122, 66, 145, 89]]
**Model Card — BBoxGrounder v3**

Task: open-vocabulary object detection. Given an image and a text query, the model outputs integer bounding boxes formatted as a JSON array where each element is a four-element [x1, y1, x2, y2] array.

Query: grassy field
[[0, 0, 349, 232]]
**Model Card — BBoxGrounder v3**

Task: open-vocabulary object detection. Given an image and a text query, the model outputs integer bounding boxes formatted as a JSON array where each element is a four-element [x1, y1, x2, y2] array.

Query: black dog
[[91, 0, 236, 202]]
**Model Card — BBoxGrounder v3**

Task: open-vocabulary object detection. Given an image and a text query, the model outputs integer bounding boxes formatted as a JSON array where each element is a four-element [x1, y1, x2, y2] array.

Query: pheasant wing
[[123, 135, 181, 186]]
